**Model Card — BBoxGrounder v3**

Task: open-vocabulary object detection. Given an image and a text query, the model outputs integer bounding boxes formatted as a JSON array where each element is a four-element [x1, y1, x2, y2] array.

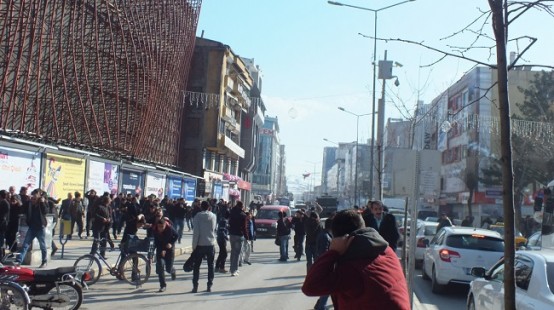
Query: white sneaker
[[231, 272, 239, 277]]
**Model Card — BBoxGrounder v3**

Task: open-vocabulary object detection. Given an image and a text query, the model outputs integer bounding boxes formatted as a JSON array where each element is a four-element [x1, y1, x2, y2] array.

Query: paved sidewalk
[[24, 229, 193, 273]]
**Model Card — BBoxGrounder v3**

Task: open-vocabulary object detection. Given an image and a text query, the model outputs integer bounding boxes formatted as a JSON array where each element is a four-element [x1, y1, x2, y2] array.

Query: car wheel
[[431, 266, 446, 294], [467, 295, 476, 310]]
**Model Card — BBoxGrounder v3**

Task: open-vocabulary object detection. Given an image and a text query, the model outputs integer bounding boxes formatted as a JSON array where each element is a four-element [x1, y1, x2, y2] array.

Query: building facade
[[252, 116, 280, 204], [0, 1, 202, 166], [180, 37, 253, 202]]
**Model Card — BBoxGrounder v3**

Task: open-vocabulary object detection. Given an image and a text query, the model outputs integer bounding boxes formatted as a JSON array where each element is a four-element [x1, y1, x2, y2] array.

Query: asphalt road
[[77, 238, 324, 310], [412, 268, 468, 310]]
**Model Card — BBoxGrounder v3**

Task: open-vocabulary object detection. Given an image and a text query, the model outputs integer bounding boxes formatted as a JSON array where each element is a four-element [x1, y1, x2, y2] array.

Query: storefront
[[86, 159, 119, 195], [0, 145, 41, 192], [144, 172, 166, 198], [120, 169, 144, 196], [166, 176, 183, 200], [183, 177, 197, 204], [42, 152, 86, 200]]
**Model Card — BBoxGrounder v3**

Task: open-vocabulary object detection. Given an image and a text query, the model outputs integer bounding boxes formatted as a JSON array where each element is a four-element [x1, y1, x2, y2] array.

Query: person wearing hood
[[302, 209, 410, 310]]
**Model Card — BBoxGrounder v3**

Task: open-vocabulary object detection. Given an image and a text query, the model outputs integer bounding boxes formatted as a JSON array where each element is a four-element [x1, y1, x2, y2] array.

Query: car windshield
[[446, 234, 504, 252], [257, 209, 281, 220], [547, 262, 554, 295]]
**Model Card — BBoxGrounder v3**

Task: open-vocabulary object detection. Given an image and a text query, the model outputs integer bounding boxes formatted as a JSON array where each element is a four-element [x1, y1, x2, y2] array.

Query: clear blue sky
[[196, 0, 554, 195]]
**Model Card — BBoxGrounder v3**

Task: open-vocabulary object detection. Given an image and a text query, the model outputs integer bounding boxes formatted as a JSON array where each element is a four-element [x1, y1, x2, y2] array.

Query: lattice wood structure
[[0, 0, 202, 165]]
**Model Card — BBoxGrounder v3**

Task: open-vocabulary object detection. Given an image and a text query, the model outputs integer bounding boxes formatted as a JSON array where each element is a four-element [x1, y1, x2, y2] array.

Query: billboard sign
[[87, 160, 119, 195], [0, 146, 41, 192], [43, 153, 86, 200]]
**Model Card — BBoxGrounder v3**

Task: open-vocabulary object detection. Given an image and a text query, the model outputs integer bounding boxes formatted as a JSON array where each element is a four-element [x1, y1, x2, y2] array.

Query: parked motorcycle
[[0, 265, 85, 310]]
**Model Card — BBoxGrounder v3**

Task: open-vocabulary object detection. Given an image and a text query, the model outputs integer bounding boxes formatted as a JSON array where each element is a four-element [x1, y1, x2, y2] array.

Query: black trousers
[[215, 239, 227, 269], [193, 245, 215, 287]]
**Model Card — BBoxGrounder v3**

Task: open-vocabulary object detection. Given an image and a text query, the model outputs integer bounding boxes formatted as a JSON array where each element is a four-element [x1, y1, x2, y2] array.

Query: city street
[[75, 237, 323, 310], [412, 269, 468, 310]]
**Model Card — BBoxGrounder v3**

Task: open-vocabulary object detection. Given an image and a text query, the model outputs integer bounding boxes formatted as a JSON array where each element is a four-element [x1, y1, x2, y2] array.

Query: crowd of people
[[1, 186, 413, 308]]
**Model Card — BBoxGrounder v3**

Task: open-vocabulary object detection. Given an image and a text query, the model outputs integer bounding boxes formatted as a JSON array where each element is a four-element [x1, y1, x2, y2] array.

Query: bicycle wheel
[[73, 254, 102, 286], [0, 282, 29, 310], [46, 282, 83, 310], [119, 253, 150, 286]]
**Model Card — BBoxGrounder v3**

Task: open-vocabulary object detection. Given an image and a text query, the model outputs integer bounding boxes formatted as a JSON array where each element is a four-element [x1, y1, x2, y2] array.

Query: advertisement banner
[[166, 177, 183, 199], [213, 183, 222, 200], [120, 170, 144, 196], [43, 153, 86, 200], [87, 160, 119, 195], [0, 146, 41, 192], [145, 173, 166, 198], [183, 178, 196, 202]]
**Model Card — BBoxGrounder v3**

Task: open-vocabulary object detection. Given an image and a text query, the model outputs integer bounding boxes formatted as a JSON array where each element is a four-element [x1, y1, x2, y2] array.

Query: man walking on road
[[228, 201, 247, 276], [362, 200, 400, 251], [16, 189, 48, 268], [191, 200, 217, 293]]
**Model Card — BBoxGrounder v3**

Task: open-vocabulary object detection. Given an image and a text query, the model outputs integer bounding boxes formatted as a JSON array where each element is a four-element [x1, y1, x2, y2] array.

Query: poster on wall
[[213, 183, 222, 200], [145, 173, 166, 198], [0, 146, 41, 192], [120, 170, 144, 196], [42, 153, 86, 200], [87, 160, 119, 195], [166, 177, 183, 200], [183, 178, 196, 203]]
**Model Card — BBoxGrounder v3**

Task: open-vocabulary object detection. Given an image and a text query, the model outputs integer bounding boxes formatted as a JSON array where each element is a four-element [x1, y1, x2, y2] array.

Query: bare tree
[[363, 1, 554, 308]]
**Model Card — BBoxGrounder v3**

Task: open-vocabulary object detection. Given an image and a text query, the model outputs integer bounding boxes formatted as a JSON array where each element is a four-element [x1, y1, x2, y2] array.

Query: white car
[[414, 221, 439, 268], [422, 227, 504, 294], [467, 249, 554, 309]]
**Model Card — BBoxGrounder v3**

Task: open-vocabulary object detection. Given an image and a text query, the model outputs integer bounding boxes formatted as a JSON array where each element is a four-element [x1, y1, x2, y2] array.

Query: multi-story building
[[277, 145, 288, 197], [239, 58, 266, 204], [0, 1, 201, 166], [322, 147, 338, 193], [252, 116, 281, 204], [180, 37, 253, 202], [430, 66, 542, 223]]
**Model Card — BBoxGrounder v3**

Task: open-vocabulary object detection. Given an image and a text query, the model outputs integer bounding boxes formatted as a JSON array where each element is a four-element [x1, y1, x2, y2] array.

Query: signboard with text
[[121, 170, 144, 196], [43, 153, 85, 200], [87, 160, 119, 195], [0, 146, 41, 192]]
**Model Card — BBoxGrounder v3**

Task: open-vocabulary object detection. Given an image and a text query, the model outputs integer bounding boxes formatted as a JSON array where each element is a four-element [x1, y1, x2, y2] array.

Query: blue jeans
[[18, 227, 47, 264], [229, 235, 244, 273], [173, 218, 185, 242], [279, 235, 290, 260], [315, 295, 330, 310]]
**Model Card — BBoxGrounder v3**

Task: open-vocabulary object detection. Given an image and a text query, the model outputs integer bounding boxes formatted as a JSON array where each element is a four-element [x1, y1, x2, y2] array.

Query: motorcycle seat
[[34, 266, 76, 282]]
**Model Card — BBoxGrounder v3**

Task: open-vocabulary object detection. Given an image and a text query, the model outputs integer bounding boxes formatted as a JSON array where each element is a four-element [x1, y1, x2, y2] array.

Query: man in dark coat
[[16, 189, 48, 267], [0, 190, 10, 260], [362, 200, 400, 252], [302, 209, 410, 309], [228, 201, 247, 276]]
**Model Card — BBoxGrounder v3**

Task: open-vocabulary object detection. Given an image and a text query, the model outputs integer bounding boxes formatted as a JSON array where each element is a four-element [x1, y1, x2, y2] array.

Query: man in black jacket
[[362, 200, 399, 252], [16, 189, 48, 267], [0, 190, 10, 260], [227, 201, 247, 276]]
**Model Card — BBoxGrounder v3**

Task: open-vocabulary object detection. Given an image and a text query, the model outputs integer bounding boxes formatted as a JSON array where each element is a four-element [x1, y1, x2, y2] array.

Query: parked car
[[467, 249, 554, 309], [414, 221, 440, 268], [489, 222, 527, 247], [422, 227, 504, 294], [255, 205, 291, 237], [525, 231, 542, 250], [425, 216, 439, 223]]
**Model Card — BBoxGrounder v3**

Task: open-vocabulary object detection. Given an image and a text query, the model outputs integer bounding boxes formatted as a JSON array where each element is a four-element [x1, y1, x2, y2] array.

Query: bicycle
[[73, 235, 154, 288], [0, 275, 30, 310]]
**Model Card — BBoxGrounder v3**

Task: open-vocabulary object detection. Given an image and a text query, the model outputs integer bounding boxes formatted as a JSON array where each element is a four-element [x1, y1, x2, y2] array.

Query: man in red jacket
[[302, 209, 410, 310]]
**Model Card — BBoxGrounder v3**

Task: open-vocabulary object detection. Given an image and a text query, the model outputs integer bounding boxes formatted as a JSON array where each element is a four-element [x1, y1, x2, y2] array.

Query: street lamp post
[[328, 0, 416, 200], [338, 107, 371, 207]]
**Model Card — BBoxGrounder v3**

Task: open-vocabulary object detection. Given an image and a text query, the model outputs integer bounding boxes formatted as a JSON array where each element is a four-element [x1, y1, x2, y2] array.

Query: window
[[490, 261, 505, 282], [445, 234, 504, 252], [514, 255, 533, 290]]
